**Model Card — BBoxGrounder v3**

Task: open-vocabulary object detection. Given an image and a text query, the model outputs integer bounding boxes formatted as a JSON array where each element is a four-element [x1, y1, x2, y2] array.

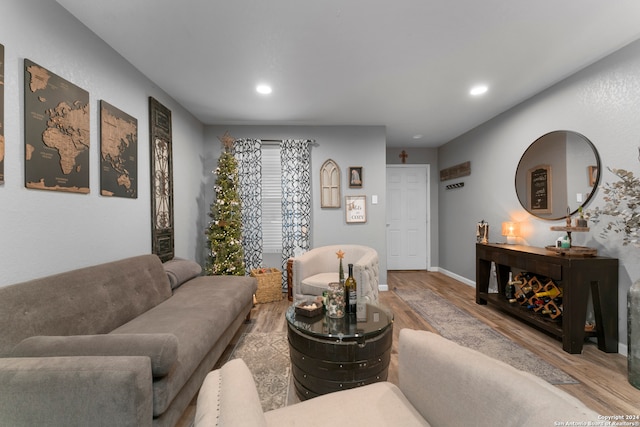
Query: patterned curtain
[[233, 139, 263, 273], [280, 139, 312, 288]]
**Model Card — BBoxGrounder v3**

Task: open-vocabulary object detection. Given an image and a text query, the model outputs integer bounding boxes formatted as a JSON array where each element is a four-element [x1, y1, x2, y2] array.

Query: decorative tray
[[295, 302, 323, 317], [549, 226, 590, 232], [544, 245, 597, 257]]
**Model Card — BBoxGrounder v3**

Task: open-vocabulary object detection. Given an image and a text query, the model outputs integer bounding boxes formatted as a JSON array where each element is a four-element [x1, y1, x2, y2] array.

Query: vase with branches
[[589, 169, 640, 247], [588, 148, 640, 389]]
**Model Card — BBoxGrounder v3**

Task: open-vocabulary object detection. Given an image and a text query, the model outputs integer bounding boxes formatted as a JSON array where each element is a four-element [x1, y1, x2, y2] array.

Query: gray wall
[[438, 38, 640, 352], [206, 125, 388, 286], [0, 1, 206, 287]]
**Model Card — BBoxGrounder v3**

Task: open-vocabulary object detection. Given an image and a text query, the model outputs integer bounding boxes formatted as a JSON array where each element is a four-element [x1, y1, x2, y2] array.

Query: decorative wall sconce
[[501, 222, 520, 244]]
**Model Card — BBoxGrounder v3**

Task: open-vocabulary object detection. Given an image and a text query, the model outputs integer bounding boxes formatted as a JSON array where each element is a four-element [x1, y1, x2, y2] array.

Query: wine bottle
[[526, 296, 540, 310], [517, 281, 536, 305], [505, 272, 519, 303], [345, 263, 357, 314], [532, 296, 550, 312], [513, 273, 526, 301], [516, 283, 533, 305], [542, 299, 563, 319], [529, 276, 543, 293], [535, 281, 562, 299]]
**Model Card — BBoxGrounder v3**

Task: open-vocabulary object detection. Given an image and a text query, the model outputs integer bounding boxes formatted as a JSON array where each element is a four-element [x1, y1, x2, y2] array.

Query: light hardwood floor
[[178, 270, 640, 425]]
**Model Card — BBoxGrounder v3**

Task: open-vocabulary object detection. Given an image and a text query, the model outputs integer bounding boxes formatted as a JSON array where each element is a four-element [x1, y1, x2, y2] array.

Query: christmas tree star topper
[[218, 131, 235, 152], [336, 249, 345, 259]]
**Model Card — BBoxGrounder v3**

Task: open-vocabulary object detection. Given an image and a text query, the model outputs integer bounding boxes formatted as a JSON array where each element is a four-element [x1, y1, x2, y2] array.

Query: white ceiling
[[56, 0, 640, 148]]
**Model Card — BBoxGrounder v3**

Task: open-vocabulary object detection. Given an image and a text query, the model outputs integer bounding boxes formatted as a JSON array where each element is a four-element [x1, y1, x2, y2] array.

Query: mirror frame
[[515, 130, 601, 221]]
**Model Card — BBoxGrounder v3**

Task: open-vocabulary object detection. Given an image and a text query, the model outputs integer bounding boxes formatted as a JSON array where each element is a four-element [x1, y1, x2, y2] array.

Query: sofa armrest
[[195, 359, 267, 427], [0, 356, 152, 427], [398, 329, 600, 427], [12, 334, 178, 377], [163, 257, 202, 290]]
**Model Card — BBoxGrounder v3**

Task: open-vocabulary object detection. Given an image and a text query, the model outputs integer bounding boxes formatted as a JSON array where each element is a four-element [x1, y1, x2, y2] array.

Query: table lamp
[[501, 222, 519, 244]]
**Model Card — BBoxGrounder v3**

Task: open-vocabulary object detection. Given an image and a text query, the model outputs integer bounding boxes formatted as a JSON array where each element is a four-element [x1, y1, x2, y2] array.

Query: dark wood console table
[[476, 243, 618, 354]]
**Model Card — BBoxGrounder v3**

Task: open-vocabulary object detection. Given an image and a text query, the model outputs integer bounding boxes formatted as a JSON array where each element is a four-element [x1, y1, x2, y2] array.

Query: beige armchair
[[194, 329, 600, 427], [289, 244, 379, 304]]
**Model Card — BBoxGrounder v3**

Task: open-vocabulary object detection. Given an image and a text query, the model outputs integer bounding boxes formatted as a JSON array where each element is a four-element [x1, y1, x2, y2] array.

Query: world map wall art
[[100, 100, 138, 198], [24, 59, 90, 193], [0, 43, 5, 183]]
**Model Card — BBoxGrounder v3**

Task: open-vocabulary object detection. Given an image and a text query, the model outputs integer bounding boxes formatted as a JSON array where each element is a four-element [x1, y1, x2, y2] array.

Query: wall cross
[[399, 150, 408, 163]]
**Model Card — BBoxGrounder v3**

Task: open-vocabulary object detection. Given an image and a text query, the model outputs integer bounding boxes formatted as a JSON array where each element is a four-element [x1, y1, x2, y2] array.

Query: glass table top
[[285, 303, 393, 342]]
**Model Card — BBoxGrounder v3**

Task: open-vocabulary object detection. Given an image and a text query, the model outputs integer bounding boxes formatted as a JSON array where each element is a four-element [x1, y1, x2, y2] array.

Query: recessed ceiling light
[[470, 85, 488, 96], [256, 84, 272, 95], [413, 134, 423, 139]]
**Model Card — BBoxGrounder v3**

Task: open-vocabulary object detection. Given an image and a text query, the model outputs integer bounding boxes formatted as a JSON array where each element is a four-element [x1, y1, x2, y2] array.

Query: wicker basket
[[250, 268, 283, 304]]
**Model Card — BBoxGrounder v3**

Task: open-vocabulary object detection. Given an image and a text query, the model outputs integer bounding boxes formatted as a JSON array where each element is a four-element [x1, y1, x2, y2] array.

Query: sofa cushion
[[300, 272, 338, 295], [163, 258, 202, 290], [111, 274, 257, 417], [11, 334, 178, 377], [0, 356, 153, 427], [0, 254, 172, 356]]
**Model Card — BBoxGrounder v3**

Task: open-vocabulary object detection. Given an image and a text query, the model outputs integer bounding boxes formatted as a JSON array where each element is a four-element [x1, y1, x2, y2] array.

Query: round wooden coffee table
[[285, 303, 393, 400]]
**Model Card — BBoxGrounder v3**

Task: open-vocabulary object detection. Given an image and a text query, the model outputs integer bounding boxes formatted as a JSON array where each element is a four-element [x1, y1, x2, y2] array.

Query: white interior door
[[386, 165, 429, 270]]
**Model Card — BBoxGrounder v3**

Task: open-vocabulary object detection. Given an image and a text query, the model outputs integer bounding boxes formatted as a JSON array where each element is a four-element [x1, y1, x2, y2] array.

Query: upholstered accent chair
[[289, 244, 379, 304], [194, 329, 600, 427]]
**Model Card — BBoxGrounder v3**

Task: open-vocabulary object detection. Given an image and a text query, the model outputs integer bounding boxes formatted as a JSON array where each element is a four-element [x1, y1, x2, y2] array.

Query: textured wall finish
[[438, 38, 640, 351], [0, 1, 204, 286]]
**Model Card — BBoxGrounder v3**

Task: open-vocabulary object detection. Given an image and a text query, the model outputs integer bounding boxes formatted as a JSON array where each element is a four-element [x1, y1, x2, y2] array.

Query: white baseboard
[[619, 342, 628, 357], [434, 267, 476, 288]]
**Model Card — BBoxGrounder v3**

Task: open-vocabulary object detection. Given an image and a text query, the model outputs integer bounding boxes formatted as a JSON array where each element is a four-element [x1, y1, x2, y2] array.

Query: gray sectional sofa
[[0, 254, 257, 427]]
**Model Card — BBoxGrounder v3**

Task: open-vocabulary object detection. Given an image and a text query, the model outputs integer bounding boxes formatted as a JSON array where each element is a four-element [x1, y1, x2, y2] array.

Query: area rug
[[394, 287, 578, 385], [226, 332, 291, 411]]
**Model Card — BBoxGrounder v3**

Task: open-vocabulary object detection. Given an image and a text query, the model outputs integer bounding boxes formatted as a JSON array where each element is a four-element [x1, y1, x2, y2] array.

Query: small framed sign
[[588, 165, 598, 187], [349, 166, 363, 188], [345, 195, 366, 223], [528, 164, 552, 214]]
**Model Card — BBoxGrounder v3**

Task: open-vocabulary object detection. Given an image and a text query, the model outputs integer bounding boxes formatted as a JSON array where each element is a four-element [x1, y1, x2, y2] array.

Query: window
[[261, 145, 282, 253]]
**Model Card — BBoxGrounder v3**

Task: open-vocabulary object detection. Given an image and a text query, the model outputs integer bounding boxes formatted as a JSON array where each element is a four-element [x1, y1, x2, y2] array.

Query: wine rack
[[511, 273, 563, 319], [476, 243, 618, 354]]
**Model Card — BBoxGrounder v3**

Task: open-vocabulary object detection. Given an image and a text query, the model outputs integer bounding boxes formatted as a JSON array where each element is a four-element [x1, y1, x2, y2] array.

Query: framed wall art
[[349, 166, 363, 188], [100, 100, 138, 198], [24, 59, 90, 193], [320, 158, 340, 208], [0, 43, 4, 183], [345, 195, 366, 223], [528, 164, 552, 214], [149, 97, 174, 262]]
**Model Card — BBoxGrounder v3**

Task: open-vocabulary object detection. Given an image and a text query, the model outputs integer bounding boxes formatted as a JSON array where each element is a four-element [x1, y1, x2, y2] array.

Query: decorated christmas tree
[[205, 132, 246, 276]]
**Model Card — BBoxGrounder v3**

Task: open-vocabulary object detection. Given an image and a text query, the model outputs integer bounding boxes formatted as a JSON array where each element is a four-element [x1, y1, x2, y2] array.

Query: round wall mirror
[[515, 130, 600, 220]]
